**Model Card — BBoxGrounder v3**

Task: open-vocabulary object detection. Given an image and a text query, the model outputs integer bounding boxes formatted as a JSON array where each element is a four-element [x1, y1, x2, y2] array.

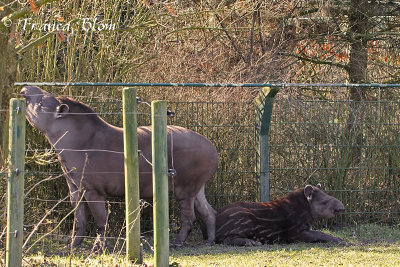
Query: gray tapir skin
[[21, 86, 218, 248], [216, 185, 345, 246]]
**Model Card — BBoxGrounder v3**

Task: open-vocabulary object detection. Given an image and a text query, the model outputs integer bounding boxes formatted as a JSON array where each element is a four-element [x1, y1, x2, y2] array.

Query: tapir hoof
[[246, 239, 262, 246], [92, 239, 111, 253], [204, 239, 215, 246], [71, 238, 83, 248], [331, 237, 346, 244], [223, 237, 262, 246], [173, 242, 184, 248]]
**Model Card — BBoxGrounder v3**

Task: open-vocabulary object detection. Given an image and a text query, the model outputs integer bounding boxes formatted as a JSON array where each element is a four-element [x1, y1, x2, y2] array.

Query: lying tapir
[[21, 86, 218, 248], [216, 185, 345, 246]]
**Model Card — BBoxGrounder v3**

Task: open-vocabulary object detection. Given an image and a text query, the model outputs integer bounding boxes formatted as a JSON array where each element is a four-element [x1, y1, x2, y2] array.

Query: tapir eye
[[322, 200, 329, 206]]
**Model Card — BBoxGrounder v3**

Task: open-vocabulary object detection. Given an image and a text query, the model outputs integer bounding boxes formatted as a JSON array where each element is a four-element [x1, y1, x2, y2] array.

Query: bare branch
[[247, 2, 261, 65], [282, 52, 349, 70], [205, 1, 247, 64]]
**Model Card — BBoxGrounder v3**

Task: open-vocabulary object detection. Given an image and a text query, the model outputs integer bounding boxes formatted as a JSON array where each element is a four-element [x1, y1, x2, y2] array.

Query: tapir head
[[304, 184, 345, 219], [20, 86, 70, 133]]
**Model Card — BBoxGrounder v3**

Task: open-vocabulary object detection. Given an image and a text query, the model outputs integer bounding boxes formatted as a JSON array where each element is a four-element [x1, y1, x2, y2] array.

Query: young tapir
[[216, 185, 345, 246], [21, 86, 218, 248]]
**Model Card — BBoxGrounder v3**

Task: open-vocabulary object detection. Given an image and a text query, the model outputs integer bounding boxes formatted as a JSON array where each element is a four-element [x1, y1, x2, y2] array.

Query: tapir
[[216, 184, 345, 246], [21, 86, 218, 248]]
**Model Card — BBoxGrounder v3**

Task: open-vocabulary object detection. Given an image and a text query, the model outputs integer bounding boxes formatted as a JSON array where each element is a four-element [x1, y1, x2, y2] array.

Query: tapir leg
[[175, 197, 196, 247], [84, 191, 109, 250], [71, 197, 89, 247], [223, 236, 262, 246], [194, 186, 216, 244], [66, 179, 88, 247], [295, 230, 344, 243]]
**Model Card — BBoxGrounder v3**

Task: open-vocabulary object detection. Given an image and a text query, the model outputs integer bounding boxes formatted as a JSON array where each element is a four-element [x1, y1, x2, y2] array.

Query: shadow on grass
[[21, 224, 400, 260], [168, 224, 400, 258]]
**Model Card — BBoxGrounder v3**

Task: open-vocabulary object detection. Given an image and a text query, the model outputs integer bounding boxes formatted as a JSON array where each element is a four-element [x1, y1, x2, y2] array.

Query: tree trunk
[[348, 0, 369, 99], [0, 16, 17, 163], [345, 0, 369, 166]]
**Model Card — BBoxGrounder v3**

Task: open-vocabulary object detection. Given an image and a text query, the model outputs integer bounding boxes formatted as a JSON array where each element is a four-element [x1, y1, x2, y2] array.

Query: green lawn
[[3, 224, 400, 266], [169, 243, 400, 267]]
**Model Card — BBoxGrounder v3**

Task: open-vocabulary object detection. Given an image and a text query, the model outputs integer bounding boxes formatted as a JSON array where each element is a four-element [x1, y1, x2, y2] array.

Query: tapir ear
[[317, 183, 322, 189], [304, 185, 314, 201], [55, 104, 69, 118]]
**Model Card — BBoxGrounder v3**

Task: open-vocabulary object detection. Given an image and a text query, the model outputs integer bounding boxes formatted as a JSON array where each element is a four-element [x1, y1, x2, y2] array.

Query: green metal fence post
[[255, 87, 279, 202], [151, 100, 169, 267], [122, 88, 142, 263], [6, 98, 26, 267]]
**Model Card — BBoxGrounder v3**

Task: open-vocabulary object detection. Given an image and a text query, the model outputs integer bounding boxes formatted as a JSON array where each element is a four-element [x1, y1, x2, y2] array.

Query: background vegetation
[[1, 0, 400, 264]]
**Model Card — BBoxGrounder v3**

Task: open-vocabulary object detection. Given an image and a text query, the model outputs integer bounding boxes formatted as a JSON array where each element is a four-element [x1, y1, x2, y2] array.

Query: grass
[[170, 245, 400, 267], [2, 224, 399, 266]]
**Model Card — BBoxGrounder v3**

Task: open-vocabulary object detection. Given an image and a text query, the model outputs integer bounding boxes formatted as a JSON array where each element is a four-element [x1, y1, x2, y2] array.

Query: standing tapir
[[216, 185, 345, 246], [21, 86, 218, 248]]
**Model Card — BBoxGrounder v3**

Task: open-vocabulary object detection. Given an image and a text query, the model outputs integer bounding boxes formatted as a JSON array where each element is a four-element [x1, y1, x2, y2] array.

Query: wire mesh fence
[[1, 94, 259, 252], [2, 85, 400, 258], [269, 98, 400, 227]]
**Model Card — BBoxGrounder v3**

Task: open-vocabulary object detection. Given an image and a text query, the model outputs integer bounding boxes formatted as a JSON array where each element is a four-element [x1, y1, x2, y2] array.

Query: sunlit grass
[[12, 224, 400, 266]]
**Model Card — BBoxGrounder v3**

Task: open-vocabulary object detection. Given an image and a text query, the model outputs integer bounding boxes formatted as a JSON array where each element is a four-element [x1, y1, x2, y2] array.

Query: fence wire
[[269, 99, 400, 226], [2, 87, 400, 257]]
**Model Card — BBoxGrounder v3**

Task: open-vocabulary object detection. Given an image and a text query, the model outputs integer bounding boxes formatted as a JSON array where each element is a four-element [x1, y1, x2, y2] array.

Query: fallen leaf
[[27, 0, 39, 15], [56, 31, 66, 42], [15, 32, 21, 46], [142, 0, 150, 8], [55, 15, 64, 22], [8, 32, 14, 43], [167, 5, 175, 15]]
